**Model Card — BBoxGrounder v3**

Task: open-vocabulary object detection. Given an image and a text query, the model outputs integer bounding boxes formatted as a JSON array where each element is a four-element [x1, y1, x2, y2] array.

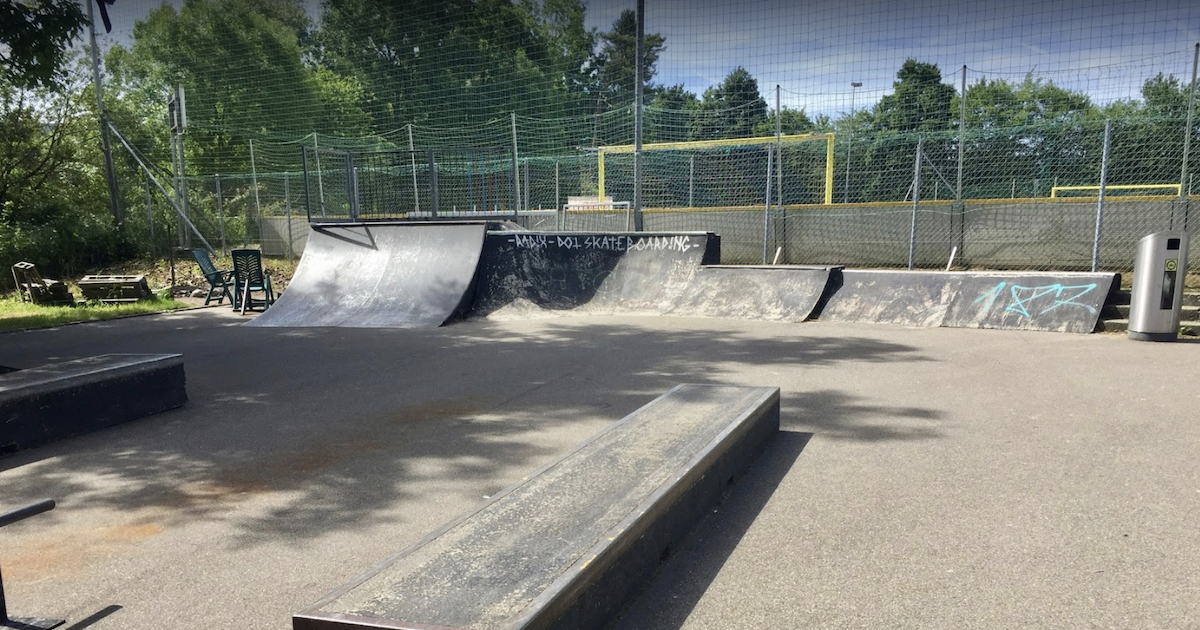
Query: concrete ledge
[[294, 384, 780, 630], [0, 354, 187, 453], [817, 269, 1119, 333]]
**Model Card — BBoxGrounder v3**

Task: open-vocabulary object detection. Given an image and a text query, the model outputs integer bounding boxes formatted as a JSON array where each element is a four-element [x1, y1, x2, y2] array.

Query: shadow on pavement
[[615, 430, 813, 630], [0, 310, 938, 550]]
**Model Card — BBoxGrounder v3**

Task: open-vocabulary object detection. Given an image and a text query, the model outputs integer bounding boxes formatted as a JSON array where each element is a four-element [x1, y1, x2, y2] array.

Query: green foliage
[[0, 62, 125, 284], [593, 9, 665, 115], [691, 67, 769, 140], [108, 0, 370, 175], [0, 0, 85, 90]]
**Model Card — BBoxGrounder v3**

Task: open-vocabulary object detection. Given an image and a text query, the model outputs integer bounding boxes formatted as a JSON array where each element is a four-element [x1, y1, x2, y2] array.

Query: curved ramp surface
[[469, 232, 719, 319], [667, 265, 835, 322], [817, 269, 1117, 333], [247, 222, 487, 328]]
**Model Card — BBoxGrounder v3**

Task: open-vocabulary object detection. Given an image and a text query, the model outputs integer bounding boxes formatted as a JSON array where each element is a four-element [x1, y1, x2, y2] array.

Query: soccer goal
[[1050, 183, 1182, 198], [595, 133, 836, 209], [561, 197, 633, 231]]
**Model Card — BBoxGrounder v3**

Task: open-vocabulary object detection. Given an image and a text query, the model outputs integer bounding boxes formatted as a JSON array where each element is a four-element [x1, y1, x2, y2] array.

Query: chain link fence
[[129, 115, 1198, 274]]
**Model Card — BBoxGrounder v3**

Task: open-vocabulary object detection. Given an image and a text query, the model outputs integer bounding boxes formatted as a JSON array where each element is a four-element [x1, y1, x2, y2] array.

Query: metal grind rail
[[0, 499, 63, 630]]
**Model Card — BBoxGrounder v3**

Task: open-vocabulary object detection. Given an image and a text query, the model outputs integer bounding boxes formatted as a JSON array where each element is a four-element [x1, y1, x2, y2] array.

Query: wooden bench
[[0, 354, 187, 454], [77, 275, 152, 303], [294, 384, 780, 630]]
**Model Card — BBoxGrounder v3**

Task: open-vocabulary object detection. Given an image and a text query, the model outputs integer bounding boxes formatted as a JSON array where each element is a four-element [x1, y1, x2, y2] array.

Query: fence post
[[1181, 43, 1198, 196], [1092, 119, 1112, 272], [511, 113, 521, 214], [284, 173, 294, 262], [408, 124, 420, 213], [958, 65, 967, 264], [215, 174, 227, 255], [632, 0, 644, 231], [429, 152, 439, 217], [249, 139, 261, 247], [763, 147, 774, 264], [689, 155, 695, 208], [775, 84, 784, 263], [909, 136, 924, 270], [145, 176, 156, 257]]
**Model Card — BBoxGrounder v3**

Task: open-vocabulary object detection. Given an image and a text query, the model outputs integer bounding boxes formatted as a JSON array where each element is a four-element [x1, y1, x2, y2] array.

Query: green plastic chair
[[230, 249, 276, 315], [190, 249, 233, 306]]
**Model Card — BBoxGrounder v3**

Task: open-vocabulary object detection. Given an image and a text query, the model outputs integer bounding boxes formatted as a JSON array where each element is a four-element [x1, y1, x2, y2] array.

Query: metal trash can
[[1128, 231, 1189, 341]]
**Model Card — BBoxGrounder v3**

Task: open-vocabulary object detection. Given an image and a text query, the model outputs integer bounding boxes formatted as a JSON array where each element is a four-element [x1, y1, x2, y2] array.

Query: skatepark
[[2, 221, 1199, 629]]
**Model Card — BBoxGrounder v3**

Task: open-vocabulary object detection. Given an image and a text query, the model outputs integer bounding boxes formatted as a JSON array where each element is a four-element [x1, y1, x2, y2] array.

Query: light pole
[[844, 82, 862, 203]]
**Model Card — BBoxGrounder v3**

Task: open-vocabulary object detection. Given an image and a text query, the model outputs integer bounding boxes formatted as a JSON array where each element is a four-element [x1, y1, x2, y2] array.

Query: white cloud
[[585, 0, 1200, 116]]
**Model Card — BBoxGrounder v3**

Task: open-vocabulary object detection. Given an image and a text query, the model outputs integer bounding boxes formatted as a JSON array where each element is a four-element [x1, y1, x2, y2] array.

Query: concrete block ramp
[[247, 222, 1113, 333], [468, 231, 720, 318], [247, 222, 488, 328], [293, 384, 780, 630], [816, 269, 1119, 333]]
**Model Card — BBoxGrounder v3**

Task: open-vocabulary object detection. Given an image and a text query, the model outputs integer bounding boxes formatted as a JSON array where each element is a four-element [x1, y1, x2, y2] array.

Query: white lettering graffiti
[[512, 233, 698, 252]]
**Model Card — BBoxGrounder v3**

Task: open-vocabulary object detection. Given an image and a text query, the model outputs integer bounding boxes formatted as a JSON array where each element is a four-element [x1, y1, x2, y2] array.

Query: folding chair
[[190, 249, 233, 306], [230, 249, 276, 315]]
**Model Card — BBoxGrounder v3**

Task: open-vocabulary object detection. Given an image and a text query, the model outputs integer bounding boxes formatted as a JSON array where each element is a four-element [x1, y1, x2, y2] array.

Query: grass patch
[[0, 294, 193, 333]]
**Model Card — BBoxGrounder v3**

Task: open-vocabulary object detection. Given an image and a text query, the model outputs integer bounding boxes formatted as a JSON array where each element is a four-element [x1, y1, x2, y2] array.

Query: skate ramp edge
[[247, 222, 488, 329]]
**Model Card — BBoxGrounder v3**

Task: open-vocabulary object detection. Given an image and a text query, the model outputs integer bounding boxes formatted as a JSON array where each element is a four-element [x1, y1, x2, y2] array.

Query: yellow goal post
[[596, 133, 836, 205], [1050, 183, 1182, 198]]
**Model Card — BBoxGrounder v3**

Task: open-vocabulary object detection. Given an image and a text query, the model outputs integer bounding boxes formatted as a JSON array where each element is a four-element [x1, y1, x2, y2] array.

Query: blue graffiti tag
[[974, 282, 1099, 319]]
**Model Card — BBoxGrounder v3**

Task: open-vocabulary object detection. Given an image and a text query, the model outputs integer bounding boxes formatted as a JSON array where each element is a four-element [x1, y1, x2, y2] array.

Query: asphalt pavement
[[1, 307, 1197, 629]]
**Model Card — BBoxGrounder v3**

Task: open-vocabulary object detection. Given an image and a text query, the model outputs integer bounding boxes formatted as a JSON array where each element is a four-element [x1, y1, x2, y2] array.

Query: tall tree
[[318, 0, 590, 130], [108, 0, 370, 174], [691, 67, 768, 140], [593, 9, 665, 114], [645, 84, 698, 142], [860, 59, 956, 200]]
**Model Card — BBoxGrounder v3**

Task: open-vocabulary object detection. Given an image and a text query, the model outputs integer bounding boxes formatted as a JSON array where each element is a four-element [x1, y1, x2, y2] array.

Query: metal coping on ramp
[[247, 222, 489, 329], [294, 384, 780, 630], [0, 354, 187, 454], [816, 269, 1119, 333]]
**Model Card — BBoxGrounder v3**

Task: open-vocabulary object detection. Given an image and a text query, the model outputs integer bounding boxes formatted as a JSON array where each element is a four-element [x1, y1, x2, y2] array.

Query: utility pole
[[86, 0, 122, 227]]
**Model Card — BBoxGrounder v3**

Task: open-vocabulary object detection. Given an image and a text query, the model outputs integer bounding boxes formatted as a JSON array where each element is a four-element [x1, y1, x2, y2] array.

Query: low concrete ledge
[[294, 384, 780, 630], [0, 354, 187, 453]]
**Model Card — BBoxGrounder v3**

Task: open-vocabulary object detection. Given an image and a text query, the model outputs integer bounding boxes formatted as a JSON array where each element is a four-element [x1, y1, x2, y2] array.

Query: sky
[[93, 0, 1200, 119]]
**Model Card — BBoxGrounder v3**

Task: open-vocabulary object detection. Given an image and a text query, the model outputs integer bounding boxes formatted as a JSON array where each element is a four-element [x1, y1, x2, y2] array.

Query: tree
[[317, 0, 591, 129], [957, 74, 1097, 197], [1104, 73, 1190, 187], [752, 106, 813, 136], [0, 0, 85, 90], [645, 84, 698, 142], [1, 61, 121, 279], [593, 9, 665, 114], [108, 0, 371, 174], [860, 60, 957, 200], [691, 67, 768, 140]]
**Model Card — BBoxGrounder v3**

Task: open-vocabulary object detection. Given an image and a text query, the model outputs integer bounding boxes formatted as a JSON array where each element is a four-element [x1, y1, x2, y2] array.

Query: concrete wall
[[264, 196, 1199, 271]]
